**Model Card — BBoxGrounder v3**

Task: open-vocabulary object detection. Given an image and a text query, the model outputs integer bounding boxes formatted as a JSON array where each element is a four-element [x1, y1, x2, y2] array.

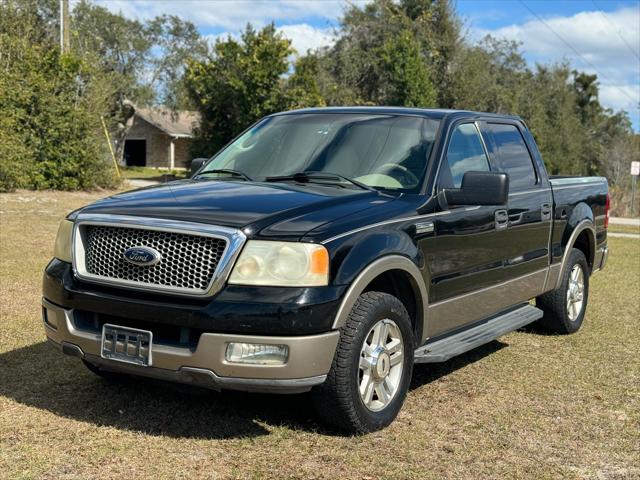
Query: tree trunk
[[112, 100, 136, 164]]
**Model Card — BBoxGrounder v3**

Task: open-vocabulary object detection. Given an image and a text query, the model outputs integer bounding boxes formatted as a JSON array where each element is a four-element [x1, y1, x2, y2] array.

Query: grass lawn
[[120, 166, 188, 183], [1, 190, 639, 479], [608, 223, 640, 235]]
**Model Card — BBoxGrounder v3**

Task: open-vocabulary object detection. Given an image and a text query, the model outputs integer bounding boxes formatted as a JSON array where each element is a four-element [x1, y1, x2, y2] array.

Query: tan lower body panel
[[427, 268, 548, 336], [42, 298, 338, 382]]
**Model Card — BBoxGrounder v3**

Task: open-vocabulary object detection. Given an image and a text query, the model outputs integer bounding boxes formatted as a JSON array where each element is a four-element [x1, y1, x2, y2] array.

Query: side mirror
[[443, 171, 509, 206], [190, 158, 208, 177]]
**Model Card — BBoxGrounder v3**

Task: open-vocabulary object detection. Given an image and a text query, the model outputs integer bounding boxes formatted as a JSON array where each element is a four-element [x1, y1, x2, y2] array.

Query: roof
[[134, 106, 200, 138], [275, 106, 522, 122]]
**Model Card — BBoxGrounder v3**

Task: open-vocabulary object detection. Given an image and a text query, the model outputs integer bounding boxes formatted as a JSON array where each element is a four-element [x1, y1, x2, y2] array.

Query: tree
[[449, 36, 529, 114], [378, 30, 436, 107], [318, 0, 454, 107], [524, 65, 586, 175], [0, 1, 118, 191], [286, 54, 326, 109], [185, 24, 295, 156], [71, 1, 208, 161], [145, 14, 210, 110], [401, 0, 461, 108]]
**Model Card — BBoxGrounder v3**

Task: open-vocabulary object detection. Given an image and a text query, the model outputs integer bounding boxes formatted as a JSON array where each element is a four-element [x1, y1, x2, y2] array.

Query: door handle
[[541, 203, 552, 221], [495, 209, 508, 230]]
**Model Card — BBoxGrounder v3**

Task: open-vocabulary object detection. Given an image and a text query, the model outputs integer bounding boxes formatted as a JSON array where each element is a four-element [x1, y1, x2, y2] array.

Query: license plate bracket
[[101, 324, 152, 366]]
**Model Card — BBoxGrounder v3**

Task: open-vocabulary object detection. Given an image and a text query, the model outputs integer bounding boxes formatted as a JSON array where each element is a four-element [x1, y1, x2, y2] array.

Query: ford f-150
[[43, 107, 609, 432]]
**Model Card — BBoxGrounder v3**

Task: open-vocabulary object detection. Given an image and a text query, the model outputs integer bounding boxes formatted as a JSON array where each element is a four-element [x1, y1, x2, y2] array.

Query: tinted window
[[200, 114, 440, 192], [488, 123, 537, 189], [439, 123, 490, 188]]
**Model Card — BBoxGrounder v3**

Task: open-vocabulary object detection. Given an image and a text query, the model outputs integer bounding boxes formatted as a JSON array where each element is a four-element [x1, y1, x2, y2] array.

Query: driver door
[[422, 122, 509, 337]]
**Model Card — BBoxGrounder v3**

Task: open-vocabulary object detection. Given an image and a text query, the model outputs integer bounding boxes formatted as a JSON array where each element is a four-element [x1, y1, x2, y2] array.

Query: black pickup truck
[[43, 107, 609, 433]]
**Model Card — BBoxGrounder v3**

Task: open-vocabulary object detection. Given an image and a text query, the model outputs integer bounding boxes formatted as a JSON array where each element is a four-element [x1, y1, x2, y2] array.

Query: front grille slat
[[82, 225, 227, 293]]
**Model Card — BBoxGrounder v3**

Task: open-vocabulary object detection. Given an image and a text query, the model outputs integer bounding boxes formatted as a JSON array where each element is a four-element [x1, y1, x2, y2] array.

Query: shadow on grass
[[410, 340, 507, 390], [0, 339, 506, 438]]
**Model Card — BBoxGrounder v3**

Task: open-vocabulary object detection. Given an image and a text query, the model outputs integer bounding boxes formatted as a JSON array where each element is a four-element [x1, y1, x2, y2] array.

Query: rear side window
[[487, 123, 537, 189], [439, 123, 490, 188]]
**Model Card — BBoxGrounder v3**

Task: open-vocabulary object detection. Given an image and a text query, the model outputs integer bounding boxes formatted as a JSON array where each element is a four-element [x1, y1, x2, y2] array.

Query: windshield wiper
[[265, 171, 375, 191], [195, 169, 253, 181]]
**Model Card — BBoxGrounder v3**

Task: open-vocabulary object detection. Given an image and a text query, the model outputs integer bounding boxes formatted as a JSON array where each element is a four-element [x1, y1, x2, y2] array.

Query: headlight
[[229, 240, 329, 287], [53, 219, 74, 263]]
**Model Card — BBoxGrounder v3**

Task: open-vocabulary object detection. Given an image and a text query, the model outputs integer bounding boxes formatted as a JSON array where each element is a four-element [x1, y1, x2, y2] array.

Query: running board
[[414, 304, 543, 363]]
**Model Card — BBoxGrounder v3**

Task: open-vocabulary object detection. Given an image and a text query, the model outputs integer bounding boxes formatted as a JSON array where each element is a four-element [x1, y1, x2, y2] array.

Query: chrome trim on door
[[321, 211, 450, 244], [72, 214, 247, 298], [321, 207, 482, 244]]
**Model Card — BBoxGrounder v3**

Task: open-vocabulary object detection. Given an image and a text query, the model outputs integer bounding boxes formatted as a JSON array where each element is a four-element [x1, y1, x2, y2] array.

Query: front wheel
[[311, 291, 414, 433], [536, 248, 590, 334]]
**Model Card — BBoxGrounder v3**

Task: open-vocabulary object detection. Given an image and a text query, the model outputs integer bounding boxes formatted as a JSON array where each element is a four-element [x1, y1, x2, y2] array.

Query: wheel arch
[[555, 218, 596, 290], [331, 255, 428, 345]]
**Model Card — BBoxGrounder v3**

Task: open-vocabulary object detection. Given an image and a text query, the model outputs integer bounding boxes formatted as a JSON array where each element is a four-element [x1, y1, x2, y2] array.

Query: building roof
[[134, 106, 200, 138]]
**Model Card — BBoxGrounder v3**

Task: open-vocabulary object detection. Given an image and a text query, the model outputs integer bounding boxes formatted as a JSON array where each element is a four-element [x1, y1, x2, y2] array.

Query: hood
[[77, 179, 397, 239]]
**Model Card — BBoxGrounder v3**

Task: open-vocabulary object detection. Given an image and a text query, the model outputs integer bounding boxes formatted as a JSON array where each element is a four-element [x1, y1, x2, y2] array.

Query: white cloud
[[472, 6, 640, 117], [205, 23, 335, 56], [279, 24, 336, 54], [600, 84, 640, 113], [98, 0, 349, 30]]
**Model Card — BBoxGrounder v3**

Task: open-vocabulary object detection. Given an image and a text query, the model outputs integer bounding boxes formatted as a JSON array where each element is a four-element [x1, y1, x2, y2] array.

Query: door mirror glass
[[190, 158, 207, 177], [443, 171, 509, 206]]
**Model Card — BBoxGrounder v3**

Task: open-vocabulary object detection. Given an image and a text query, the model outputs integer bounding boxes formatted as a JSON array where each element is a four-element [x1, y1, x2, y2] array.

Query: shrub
[[0, 3, 120, 192]]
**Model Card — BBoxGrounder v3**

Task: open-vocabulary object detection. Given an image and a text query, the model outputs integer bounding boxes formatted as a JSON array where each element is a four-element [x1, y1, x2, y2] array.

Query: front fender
[[330, 228, 422, 286], [326, 228, 427, 338]]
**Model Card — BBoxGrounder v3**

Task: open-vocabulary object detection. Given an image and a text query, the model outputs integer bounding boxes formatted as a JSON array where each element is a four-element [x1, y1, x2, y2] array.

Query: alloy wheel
[[566, 264, 585, 321], [358, 318, 404, 412]]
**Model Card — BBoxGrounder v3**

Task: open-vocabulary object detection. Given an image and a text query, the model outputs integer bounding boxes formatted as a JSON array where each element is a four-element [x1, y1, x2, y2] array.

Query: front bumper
[[43, 297, 339, 393], [43, 258, 345, 336]]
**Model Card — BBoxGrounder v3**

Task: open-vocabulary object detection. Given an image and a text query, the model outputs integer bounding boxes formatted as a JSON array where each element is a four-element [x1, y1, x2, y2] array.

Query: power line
[[519, 0, 639, 108], [591, 0, 640, 62]]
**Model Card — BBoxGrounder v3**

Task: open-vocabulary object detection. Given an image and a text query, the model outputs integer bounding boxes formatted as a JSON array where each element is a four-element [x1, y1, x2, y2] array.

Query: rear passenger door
[[481, 122, 553, 283]]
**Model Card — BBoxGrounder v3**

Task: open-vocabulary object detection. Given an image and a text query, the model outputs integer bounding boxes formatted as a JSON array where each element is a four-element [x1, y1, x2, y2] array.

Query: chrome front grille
[[73, 215, 246, 297], [84, 225, 227, 291]]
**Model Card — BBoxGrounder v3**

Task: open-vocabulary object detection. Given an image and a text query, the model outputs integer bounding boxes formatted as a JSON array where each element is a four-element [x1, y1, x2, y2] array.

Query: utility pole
[[59, 0, 70, 53]]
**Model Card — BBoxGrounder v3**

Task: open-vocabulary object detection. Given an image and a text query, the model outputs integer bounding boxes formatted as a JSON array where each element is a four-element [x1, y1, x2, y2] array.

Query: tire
[[311, 291, 414, 434], [536, 248, 590, 334]]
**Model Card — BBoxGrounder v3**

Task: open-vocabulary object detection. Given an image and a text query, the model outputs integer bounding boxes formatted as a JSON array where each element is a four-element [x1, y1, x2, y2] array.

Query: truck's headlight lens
[[229, 241, 329, 286], [53, 219, 74, 263]]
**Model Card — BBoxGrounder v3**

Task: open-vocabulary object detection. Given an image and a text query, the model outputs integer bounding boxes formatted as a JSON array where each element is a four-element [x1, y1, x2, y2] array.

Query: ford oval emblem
[[123, 246, 161, 266]]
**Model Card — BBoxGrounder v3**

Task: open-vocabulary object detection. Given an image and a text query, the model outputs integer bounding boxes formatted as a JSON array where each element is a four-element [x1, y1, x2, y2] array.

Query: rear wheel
[[537, 248, 589, 334], [312, 291, 414, 433]]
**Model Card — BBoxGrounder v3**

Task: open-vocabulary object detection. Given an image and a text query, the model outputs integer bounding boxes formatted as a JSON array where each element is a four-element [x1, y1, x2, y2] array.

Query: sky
[[97, 0, 640, 130]]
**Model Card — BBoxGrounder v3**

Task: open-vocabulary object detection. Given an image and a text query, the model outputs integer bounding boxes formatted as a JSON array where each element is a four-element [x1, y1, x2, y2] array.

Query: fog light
[[225, 342, 289, 365]]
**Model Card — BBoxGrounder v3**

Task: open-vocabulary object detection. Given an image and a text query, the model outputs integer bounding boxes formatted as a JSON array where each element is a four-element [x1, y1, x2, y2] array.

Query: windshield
[[199, 113, 441, 192]]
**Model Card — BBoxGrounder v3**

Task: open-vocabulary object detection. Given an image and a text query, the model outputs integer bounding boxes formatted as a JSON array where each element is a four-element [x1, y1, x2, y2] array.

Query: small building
[[123, 106, 200, 169]]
